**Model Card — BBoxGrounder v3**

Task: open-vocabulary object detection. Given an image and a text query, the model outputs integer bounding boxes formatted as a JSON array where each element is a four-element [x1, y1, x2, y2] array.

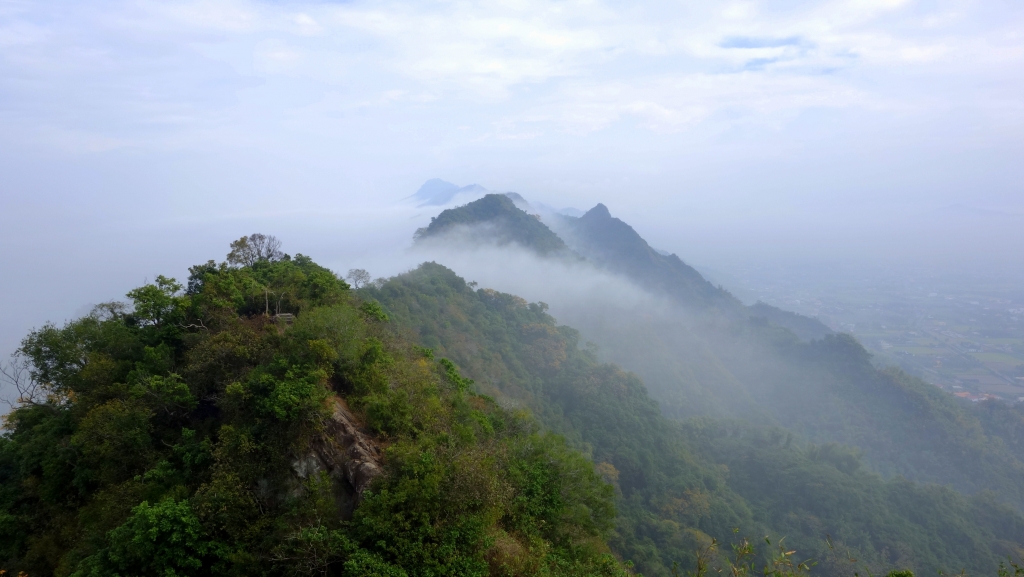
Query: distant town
[[709, 263, 1024, 404]]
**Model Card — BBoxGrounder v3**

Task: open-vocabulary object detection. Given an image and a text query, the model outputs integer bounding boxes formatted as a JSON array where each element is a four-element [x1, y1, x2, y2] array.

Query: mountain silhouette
[[408, 178, 488, 206]]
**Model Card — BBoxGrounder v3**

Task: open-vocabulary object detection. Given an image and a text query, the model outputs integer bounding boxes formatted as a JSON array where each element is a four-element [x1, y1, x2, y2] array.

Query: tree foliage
[[227, 233, 284, 268], [416, 195, 570, 256], [0, 243, 627, 577], [363, 262, 1024, 577]]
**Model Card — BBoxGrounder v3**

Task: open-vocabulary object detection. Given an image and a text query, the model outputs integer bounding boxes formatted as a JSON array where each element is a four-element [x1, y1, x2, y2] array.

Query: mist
[[412, 232, 677, 319], [6, 1, 1024, 573], [3, 0, 1024, 371], [400, 226, 795, 420], [3, 0, 1023, 412]]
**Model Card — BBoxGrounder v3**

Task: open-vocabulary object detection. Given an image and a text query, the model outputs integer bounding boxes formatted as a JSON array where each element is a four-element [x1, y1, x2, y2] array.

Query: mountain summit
[[408, 178, 487, 206], [415, 193, 834, 336], [415, 193, 571, 255], [417, 194, 740, 312], [556, 203, 741, 311]]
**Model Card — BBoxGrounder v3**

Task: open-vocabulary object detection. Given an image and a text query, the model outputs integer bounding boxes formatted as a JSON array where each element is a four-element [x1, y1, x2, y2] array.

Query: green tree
[[73, 498, 220, 577]]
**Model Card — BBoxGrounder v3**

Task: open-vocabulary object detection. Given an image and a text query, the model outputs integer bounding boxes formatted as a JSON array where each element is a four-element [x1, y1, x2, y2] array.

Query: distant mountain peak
[[409, 179, 488, 207], [415, 193, 571, 255], [410, 179, 458, 204], [583, 203, 611, 220], [556, 202, 741, 311]]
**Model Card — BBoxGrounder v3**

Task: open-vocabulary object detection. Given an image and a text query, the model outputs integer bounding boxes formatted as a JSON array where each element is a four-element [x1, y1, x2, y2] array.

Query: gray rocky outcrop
[[291, 396, 383, 517]]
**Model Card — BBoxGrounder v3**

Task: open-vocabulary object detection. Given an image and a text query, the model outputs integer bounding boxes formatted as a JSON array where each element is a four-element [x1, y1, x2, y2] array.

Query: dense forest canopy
[[364, 262, 1024, 577], [0, 238, 628, 577], [3, 232, 1024, 577], [414, 194, 1024, 514], [415, 194, 571, 257]]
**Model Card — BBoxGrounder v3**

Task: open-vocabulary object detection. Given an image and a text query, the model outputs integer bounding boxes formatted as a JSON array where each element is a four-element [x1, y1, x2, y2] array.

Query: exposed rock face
[[291, 396, 383, 517]]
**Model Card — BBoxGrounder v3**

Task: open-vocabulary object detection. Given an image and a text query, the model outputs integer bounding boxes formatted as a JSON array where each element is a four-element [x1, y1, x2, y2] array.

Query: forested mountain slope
[[4, 237, 1024, 577], [748, 302, 833, 341], [415, 194, 571, 256], [550, 203, 740, 312], [414, 195, 1024, 513], [364, 263, 1024, 577], [0, 244, 627, 577]]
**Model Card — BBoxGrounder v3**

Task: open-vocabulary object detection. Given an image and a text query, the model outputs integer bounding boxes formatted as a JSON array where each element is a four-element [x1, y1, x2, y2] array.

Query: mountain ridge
[[416, 193, 574, 256], [411, 192, 1024, 516], [554, 203, 742, 311], [408, 178, 488, 206], [5, 234, 1024, 577], [366, 261, 1024, 576]]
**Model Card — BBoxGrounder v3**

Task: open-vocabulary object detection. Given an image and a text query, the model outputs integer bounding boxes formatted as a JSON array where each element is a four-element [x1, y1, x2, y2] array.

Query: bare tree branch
[[250, 233, 283, 262], [178, 318, 210, 331], [228, 233, 285, 267], [346, 269, 371, 289], [0, 356, 49, 410]]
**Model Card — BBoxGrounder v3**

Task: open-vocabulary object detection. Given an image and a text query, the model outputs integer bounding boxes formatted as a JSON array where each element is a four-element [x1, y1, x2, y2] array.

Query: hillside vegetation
[[365, 263, 1024, 577], [415, 194, 1024, 514], [415, 194, 571, 256], [4, 231, 1024, 577], [0, 241, 627, 577]]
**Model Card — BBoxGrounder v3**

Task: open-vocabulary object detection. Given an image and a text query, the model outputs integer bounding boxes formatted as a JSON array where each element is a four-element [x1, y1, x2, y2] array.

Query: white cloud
[[3, 0, 1021, 147], [3, 0, 1023, 384]]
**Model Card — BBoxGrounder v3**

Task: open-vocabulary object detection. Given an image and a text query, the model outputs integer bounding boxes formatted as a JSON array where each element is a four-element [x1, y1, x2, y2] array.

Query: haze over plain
[[1, 0, 1023, 368]]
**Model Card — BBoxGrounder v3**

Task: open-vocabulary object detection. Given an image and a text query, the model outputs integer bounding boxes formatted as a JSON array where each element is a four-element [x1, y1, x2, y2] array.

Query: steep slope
[[416, 193, 573, 256], [749, 301, 833, 340], [555, 204, 832, 336], [553, 204, 742, 312], [410, 195, 1024, 515], [365, 263, 1024, 577], [555, 241, 1024, 510], [0, 247, 627, 577], [5, 236, 1024, 577]]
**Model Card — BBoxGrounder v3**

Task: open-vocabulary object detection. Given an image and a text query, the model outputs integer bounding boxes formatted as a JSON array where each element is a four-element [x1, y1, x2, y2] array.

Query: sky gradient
[[1, 0, 1023, 365]]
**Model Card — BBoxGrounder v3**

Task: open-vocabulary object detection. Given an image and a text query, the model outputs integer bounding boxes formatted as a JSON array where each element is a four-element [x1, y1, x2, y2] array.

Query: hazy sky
[[2, 0, 1023, 364]]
